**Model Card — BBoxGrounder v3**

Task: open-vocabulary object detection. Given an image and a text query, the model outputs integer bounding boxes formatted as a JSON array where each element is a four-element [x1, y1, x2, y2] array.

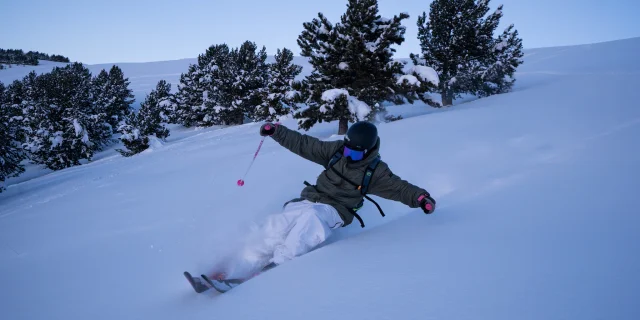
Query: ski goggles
[[344, 145, 366, 161]]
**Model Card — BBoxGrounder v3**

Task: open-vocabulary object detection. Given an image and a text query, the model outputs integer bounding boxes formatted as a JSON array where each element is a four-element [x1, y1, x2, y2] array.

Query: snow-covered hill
[[1, 37, 639, 320]]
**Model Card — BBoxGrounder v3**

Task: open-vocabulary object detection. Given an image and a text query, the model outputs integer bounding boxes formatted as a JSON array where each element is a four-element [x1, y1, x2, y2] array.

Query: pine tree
[[116, 80, 171, 157], [20, 71, 53, 162], [476, 23, 523, 97], [116, 112, 149, 157], [394, 62, 441, 106], [24, 63, 99, 170], [189, 41, 270, 126], [410, 0, 523, 106], [105, 65, 135, 129], [89, 69, 114, 149], [295, 0, 411, 134], [255, 48, 303, 122], [0, 81, 26, 191], [197, 43, 233, 126], [173, 44, 231, 127], [87, 65, 135, 150], [137, 80, 171, 140], [174, 41, 271, 127], [172, 64, 204, 127], [228, 41, 269, 124], [4, 79, 31, 146]]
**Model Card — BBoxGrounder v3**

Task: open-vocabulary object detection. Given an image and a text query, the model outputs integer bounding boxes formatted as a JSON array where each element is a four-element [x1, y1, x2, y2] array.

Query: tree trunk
[[441, 90, 453, 106], [338, 118, 349, 135]]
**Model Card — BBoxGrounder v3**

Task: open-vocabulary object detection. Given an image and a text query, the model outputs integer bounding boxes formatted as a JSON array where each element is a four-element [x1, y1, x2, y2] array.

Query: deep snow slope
[[1, 37, 640, 320]]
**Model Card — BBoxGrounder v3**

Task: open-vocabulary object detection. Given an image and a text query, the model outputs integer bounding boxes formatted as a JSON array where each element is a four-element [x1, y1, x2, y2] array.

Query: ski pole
[[237, 136, 266, 186]]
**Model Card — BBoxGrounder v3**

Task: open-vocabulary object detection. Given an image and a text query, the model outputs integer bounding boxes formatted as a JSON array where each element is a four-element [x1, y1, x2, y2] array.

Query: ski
[[183, 271, 211, 293], [199, 262, 279, 293], [201, 274, 245, 293]]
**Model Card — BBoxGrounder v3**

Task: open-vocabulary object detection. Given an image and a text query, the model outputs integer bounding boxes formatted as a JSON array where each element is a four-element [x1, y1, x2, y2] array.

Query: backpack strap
[[360, 155, 381, 195], [360, 155, 385, 217], [326, 147, 343, 170], [328, 153, 386, 219], [311, 148, 386, 227]]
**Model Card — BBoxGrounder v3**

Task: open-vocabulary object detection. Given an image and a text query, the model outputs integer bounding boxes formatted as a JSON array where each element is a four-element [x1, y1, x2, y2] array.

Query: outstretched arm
[[262, 123, 341, 167], [368, 164, 436, 214]]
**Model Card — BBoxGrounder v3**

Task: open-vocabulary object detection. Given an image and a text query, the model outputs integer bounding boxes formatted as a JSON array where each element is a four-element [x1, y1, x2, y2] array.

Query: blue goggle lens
[[344, 146, 365, 161]]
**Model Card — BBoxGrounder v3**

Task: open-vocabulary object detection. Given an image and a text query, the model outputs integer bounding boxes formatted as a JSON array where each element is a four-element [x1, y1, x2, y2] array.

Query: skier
[[207, 121, 436, 284]]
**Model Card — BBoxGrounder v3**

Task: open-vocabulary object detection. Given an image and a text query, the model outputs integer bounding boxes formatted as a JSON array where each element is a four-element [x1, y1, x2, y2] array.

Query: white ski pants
[[262, 200, 344, 265]]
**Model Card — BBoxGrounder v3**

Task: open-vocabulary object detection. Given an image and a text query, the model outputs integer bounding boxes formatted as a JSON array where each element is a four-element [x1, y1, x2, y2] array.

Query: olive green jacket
[[270, 124, 429, 227]]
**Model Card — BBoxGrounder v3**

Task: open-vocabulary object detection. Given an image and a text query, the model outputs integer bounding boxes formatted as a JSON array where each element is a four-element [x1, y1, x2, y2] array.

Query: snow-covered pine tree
[[173, 44, 231, 127], [89, 69, 114, 149], [0, 81, 27, 191], [198, 43, 234, 126], [0, 81, 6, 108], [172, 64, 203, 127], [410, 0, 522, 106], [476, 23, 523, 97], [255, 48, 302, 122], [116, 112, 149, 157], [105, 65, 135, 129], [222, 41, 269, 124], [294, 13, 343, 130], [4, 79, 31, 145], [394, 63, 441, 106], [295, 0, 410, 134], [116, 80, 171, 157], [137, 80, 171, 140], [26, 63, 98, 170], [19, 71, 53, 164]]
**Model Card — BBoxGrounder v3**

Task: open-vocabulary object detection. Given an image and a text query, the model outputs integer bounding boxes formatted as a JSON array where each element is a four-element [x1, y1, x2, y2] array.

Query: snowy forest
[[0, 49, 70, 68], [0, 0, 523, 191]]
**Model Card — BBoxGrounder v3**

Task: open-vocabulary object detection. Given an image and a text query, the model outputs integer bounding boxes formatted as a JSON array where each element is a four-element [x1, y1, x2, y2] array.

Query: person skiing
[[204, 121, 436, 286], [255, 121, 435, 261]]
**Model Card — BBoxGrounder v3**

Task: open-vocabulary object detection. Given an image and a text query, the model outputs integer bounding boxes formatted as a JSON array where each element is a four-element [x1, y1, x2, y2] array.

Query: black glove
[[260, 123, 277, 136], [418, 193, 436, 214]]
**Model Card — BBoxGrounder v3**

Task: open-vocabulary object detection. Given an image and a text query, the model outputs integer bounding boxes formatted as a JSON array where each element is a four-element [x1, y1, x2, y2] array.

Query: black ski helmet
[[344, 121, 378, 151]]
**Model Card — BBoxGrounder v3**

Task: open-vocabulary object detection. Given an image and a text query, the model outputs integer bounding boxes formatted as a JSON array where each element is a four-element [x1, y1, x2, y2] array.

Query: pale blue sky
[[1, 0, 638, 64]]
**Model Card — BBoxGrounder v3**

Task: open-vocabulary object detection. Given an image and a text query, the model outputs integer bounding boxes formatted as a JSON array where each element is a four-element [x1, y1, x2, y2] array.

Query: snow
[[121, 127, 140, 141], [495, 40, 508, 51], [285, 90, 299, 100], [397, 74, 420, 86], [338, 62, 349, 70], [410, 65, 440, 86], [320, 88, 349, 101], [321, 88, 371, 120], [346, 95, 371, 120], [72, 118, 83, 137], [366, 42, 378, 52], [1, 37, 640, 320], [49, 131, 64, 148]]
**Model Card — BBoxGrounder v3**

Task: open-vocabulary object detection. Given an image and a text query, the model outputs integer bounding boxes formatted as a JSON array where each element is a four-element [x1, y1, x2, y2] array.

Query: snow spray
[[238, 136, 266, 186]]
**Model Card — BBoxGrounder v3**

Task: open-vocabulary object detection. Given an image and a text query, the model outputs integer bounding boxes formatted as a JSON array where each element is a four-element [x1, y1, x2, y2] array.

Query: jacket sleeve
[[367, 163, 429, 208], [270, 124, 341, 167]]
